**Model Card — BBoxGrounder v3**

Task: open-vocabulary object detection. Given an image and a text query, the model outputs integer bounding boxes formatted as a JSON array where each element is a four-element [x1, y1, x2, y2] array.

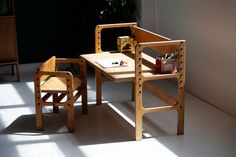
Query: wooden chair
[[34, 56, 87, 132]]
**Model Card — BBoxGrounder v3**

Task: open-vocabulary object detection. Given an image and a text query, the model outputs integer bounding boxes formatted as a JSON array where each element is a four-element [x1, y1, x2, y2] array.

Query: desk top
[[80, 52, 159, 82]]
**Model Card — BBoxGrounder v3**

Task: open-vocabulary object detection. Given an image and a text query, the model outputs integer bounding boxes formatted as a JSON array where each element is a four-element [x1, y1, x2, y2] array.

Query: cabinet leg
[[11, 65, 14, 75], [16, 64, 20, 82]]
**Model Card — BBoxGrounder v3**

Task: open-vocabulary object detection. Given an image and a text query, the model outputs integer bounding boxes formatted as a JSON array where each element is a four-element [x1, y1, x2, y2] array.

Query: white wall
[[141, 0, 236, 117], [137, 0, 156, 31]]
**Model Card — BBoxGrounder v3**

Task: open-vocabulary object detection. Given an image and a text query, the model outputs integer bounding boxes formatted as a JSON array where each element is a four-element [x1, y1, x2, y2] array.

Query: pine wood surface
[[40, 76, 82, 92], [34, 56, 88, 132], [81, 22, 186, 140]]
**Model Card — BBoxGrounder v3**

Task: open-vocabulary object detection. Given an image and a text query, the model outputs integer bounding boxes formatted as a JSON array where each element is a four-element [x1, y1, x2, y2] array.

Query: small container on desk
[[117, 36, 134, 52], [155, 54, 177, 74]]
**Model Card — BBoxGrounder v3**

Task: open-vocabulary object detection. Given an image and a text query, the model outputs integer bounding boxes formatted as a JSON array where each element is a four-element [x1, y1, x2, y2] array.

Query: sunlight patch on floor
[[25, 82, 34, 92], [107, 102, 135, 127], [0, 107, 33, 128], [107, 102, 154, 138], [79, 138, 178, 157], [16, 142, 65, 157], [0, 84, 25, 106], [7, 134, 50, 142]]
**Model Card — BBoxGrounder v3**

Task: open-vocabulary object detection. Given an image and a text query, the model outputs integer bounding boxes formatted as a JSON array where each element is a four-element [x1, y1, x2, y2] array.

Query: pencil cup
[[155, 57, 177, 74]]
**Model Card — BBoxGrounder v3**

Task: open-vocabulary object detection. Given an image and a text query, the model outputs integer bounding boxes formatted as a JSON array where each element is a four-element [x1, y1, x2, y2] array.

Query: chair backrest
[[38, 56, 56, 82]]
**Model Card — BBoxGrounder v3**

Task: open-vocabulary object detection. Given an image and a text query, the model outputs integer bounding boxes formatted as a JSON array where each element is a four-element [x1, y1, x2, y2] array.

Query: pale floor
[[0, 70, 236, 157]]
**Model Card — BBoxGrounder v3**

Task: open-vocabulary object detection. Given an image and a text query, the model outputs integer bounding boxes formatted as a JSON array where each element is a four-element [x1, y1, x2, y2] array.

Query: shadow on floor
[[1, 104, 136, 145]]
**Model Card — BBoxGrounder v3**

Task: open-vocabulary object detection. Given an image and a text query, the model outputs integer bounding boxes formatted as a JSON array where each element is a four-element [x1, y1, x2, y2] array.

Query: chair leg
[[67, 104, 75, 132], [35, 76, 43, 130], [53, 93, 59, 113], [53, 106, 59, 113], [35, 102, 43, 130], [67, 89, 75, 132], [15, 64, 20, 82], [82, 85, 88, 114]]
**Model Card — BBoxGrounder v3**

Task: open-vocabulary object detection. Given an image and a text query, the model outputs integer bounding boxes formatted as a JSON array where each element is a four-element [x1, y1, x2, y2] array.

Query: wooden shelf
[[0, 0, 19, 81]]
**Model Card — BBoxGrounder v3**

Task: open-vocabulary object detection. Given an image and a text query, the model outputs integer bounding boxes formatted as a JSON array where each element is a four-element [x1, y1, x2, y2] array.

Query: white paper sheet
[[95, 59, 127, 68]]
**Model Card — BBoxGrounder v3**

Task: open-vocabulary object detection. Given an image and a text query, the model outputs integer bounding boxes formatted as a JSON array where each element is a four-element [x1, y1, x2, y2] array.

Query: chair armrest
[[35, 71, 73, 84], [36, 71, 73, 78]]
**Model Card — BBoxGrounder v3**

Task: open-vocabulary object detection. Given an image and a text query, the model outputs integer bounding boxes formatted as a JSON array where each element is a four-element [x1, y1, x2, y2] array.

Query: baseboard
[[0, 63, 42, 74], [19, 63, 42, 73]]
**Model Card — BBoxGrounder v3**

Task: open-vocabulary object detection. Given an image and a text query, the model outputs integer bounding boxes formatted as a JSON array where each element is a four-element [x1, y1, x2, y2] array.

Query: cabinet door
[[0, 16, 18, 62]]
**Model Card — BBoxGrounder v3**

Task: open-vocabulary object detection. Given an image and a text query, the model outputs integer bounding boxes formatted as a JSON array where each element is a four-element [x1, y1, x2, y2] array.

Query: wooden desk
[[82, 52, 169, 81], [81, 50, 183, 140], [81, 22, 186, 140]]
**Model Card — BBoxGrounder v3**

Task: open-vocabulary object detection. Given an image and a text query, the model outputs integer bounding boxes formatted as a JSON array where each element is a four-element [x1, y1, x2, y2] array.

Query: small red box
[[155, 57, 177, 74]]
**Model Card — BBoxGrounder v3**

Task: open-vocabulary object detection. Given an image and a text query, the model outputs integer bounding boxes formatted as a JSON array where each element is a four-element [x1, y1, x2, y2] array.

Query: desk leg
[[131, 81, 135, 101], [96, 70, 102, 105], [135, 82, 143, 140], [135, 107, 143, 140], [177, 85, 185, 135], [82, 61, 88, 114]]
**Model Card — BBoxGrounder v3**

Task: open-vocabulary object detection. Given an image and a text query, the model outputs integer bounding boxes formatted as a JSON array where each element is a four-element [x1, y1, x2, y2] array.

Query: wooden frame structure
[[34, 56, 88, 132], [81, 22, 186, 140], [0, 0, 20, 81]]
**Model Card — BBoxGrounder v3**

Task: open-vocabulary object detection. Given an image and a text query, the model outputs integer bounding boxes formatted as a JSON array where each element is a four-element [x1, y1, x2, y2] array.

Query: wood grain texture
[[34, 57, 88, 132], [81, 22, 186, 140], [0, 15, 19, 81]]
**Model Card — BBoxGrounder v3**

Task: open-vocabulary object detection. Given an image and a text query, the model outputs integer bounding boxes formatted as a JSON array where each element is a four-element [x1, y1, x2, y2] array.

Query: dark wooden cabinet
[[0, 0, 19, 81]]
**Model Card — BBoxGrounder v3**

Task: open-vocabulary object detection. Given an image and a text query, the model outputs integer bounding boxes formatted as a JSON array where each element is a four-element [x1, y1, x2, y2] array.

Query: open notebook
[[95, 59, 127, 68]]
